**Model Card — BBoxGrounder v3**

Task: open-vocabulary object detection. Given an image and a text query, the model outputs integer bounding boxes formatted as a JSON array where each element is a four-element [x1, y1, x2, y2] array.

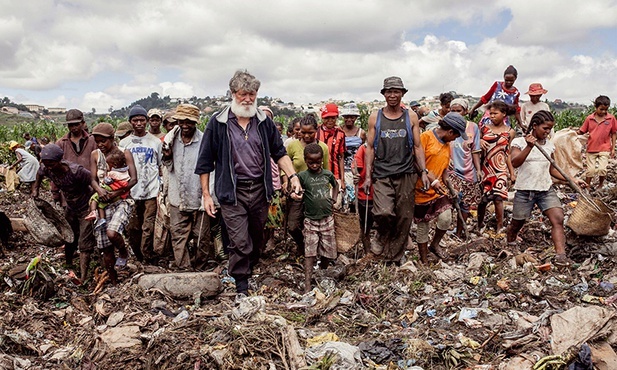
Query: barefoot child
[[85, 150, 130, 229], [577, 95, 617, 189], [477, 101, 516, 232], [292, 143, 339, 293], [507, 111, 587, 267]]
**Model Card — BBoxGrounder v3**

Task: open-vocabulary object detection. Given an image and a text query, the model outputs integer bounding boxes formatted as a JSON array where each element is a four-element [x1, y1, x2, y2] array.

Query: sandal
[[553, 254, 572, 268], [84, 210, 97, 221]]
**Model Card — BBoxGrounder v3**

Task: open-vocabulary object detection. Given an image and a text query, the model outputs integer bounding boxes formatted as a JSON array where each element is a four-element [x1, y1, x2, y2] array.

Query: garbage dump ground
[[1, 179, 617, 370]]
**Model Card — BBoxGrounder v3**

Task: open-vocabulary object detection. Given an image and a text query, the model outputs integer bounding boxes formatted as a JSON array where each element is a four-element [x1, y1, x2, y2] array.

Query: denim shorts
[[512, 188, 562, 220]]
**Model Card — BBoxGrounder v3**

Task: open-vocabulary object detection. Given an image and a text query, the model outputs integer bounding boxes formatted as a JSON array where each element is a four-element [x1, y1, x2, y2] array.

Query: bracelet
[[431, 179, 440, 187], [289, 173, 298, 180]]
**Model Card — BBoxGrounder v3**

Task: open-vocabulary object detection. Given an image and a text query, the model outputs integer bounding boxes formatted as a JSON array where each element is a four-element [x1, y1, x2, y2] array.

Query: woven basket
[[567, 197, 613, 236], [333, 211, 361, 253]]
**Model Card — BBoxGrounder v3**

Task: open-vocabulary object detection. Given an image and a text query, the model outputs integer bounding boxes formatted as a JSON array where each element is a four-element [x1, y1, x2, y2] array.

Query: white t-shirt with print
[[511, 137, 555, 191], [120, 133, 162, 200]]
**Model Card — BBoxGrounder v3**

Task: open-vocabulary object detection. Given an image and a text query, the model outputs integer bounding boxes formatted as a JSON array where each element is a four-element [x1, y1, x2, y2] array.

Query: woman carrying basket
[[506, 111, 587, 267]]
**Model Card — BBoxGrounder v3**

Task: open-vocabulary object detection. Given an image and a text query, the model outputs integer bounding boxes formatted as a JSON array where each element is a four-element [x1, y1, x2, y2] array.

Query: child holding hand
[[577, 95, 617, 189], [507, 111, 587, 267], [291, 143, 339, 293]]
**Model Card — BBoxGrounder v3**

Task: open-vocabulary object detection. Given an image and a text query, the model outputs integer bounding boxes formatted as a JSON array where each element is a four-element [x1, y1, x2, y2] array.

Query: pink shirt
[[580, 112, 617, 153]]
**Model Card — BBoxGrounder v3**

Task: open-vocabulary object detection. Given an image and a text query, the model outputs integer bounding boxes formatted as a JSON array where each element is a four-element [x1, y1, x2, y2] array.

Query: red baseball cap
[[320, 103, 339, 118]]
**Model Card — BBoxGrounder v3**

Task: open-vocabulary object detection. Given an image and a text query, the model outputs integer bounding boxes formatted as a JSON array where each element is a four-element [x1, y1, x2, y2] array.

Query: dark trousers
[[287, 198, 305, 253], [372, 173, 416, 261], [127, 198, 157, 262], [169, 206, 212, 270], [220, 182, 268, 293], [64, 207, 95, 264]]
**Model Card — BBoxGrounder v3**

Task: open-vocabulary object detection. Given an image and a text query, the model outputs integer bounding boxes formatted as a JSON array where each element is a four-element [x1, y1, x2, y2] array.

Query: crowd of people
[[13, 67, 615, 297]]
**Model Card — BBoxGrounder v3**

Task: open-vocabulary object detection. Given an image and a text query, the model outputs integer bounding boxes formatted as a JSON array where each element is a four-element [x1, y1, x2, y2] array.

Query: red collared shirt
[[316, 125, 346, 179]]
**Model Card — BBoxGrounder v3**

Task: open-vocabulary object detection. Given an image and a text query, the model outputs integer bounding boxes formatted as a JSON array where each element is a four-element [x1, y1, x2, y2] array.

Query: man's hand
[[290, 189, 303, 201], [202, 194, 217, 217], [289, 176, 302, 195], [420, 172, 430, 190], [363, 177, 372, 195], [30, 190, 39, 199]]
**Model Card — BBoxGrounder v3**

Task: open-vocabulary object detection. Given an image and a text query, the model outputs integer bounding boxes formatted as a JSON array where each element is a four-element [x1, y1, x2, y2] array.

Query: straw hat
[[526, 83, 548, 96], [172, 104, 200, 123], [8, 141, 19, 150]]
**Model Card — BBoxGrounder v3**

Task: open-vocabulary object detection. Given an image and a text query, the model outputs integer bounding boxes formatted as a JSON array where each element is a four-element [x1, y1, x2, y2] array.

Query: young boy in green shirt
[[291, 143, 339, 293]]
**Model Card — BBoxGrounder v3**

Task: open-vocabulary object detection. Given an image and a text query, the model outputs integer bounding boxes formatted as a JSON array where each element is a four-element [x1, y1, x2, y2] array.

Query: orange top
[[415, 130, 451, 204]]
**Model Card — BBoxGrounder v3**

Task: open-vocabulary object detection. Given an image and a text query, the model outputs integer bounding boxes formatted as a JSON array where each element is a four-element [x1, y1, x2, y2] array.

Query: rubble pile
[[0, 184, 616, 369]]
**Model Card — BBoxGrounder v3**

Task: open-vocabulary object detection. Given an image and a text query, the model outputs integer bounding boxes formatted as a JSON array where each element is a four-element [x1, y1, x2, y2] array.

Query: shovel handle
[[532, 142, 597, 207]]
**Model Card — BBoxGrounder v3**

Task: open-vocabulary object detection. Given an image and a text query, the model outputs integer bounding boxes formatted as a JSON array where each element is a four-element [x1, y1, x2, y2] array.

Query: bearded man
[[195, 70, 301, 298]]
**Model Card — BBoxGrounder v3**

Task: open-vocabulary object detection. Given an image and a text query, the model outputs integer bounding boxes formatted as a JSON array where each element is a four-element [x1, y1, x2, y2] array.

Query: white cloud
[[0, 0, 615, 111]]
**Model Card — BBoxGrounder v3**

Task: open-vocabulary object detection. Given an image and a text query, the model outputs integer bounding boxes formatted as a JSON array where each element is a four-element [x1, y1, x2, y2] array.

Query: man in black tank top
[[363, 77, 430, 263]]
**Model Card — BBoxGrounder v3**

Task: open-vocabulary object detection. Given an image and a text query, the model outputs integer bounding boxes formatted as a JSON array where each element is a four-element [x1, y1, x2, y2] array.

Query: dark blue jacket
[[194, 106, 286, 205]]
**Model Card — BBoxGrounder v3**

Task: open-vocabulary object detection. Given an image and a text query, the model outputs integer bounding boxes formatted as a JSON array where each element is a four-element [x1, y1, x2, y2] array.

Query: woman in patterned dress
[[477, 101, 516, 232]]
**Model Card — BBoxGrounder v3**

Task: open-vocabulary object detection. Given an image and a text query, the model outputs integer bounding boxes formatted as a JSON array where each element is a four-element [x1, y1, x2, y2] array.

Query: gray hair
[[229, 70, 261, 93]]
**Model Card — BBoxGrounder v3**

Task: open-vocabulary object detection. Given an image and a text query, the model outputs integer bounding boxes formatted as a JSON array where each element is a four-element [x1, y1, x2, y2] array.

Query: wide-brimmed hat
[[172, 104, 200, 123], [409, 100, 421, 108], [320, 103, 339, 118], [65, 109, 84, 124], [115, 121, 133, 137], [442, 112, 468, 140], [526, 83, 548, 96], [340, 103, 360, 117], [8, 141, 19, 150], [92, 122, 115, 138], [380, 76, 408, 95]]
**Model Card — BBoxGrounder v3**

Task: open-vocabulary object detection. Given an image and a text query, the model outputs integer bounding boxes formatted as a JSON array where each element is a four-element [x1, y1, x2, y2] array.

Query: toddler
[[85, 150, 130, 229]]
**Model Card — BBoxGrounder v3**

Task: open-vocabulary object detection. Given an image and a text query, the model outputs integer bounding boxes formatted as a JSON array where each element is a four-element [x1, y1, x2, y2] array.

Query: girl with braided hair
[[506, 110, 587, 267]]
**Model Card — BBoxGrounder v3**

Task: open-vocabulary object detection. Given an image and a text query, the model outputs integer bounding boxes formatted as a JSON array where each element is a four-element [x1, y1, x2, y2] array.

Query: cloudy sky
[[1, 0, 616, 112]]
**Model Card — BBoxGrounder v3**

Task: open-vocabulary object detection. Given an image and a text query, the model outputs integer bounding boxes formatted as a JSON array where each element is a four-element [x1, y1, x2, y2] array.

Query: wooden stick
[[532, 142, 600, 211], [446, 180, 469, 241]]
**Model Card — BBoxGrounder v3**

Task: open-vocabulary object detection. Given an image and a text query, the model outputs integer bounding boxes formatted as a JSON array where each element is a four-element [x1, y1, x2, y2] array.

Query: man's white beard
[[231, 98, 258, 118]]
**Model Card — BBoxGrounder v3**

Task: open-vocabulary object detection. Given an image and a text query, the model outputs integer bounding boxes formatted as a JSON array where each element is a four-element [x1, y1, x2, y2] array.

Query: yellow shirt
[[415, 130, 451, 204], [286, 140, 329, 173]]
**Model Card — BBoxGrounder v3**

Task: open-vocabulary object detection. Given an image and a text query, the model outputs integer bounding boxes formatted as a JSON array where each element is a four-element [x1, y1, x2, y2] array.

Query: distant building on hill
[[24, 104, 44, 112], [1, 106, 18, 115], [47, 107, 66, 114]]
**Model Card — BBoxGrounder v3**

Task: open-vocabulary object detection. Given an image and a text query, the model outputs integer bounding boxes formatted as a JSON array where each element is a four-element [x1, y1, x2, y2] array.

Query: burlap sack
[[551, 128, 583, 182]]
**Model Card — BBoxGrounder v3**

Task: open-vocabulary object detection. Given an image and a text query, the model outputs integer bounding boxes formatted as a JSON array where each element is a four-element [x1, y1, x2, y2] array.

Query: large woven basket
[[333, 211, 361, 253], [567, 197, 613, 236]]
